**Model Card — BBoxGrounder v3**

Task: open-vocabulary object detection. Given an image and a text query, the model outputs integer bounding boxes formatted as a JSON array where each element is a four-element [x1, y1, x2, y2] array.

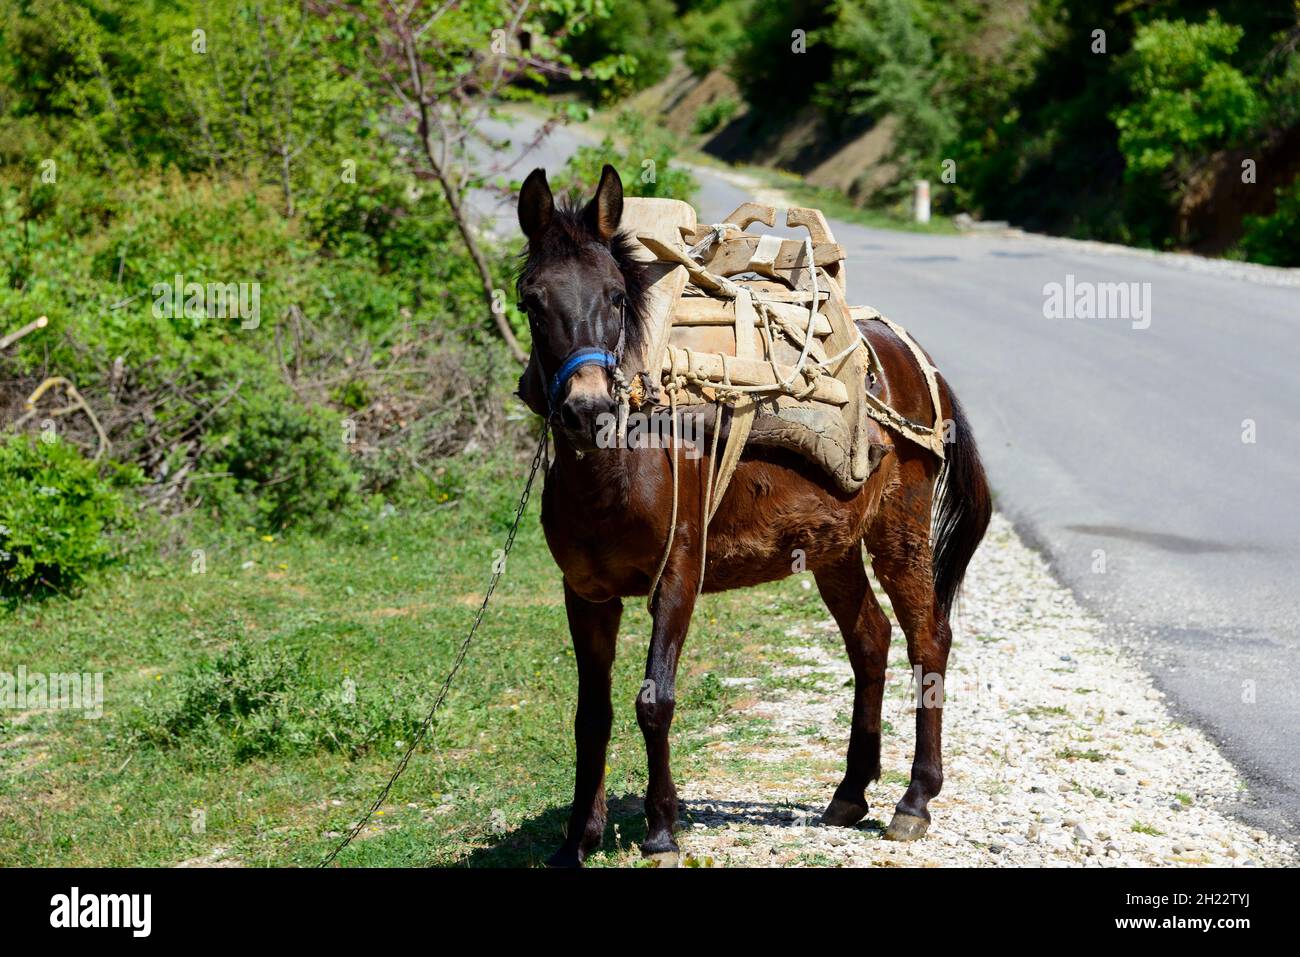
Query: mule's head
[[516, 164, 647, 446]]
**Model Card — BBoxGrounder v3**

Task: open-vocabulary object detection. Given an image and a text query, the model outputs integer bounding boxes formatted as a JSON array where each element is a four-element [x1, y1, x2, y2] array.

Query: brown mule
[[515, 165, 992, 867]]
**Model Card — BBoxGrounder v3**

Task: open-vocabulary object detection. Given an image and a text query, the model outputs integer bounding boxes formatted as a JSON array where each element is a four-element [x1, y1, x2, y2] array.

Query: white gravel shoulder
[[673, 513, 1300, 867]]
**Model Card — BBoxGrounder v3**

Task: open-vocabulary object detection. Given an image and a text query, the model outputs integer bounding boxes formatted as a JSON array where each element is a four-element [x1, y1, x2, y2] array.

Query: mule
[[515, 165, 992, 867]]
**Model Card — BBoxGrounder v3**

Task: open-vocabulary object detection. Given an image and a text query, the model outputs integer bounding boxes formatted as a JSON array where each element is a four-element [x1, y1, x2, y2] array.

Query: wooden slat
[[700, 237, 844, 278], [764, 300, 833, 340], [669, 322, 830, 368], [786, 207, 836, 244], [672, 296, 833, 337], [680, 203, 777, 245], [636, 234, 734, 297], [662, 350, 848, 406], [742, 287, 829, 304]]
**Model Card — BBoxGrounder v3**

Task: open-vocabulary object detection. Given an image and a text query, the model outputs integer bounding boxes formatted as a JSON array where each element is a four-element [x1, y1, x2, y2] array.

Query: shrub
[[559, 0, 677, 101], [128, 641, 436, 762], [0, 167, 507, 529], [815, 0, 957, 185], [679, 1, 753, 78], [693, 96, 740, 135], [0, 434, 136, 597], [1112, 15, 1262, 182], [730, 0, 834, 111], [0, 0, 511, 556], [1236, 178, 1300, 267], [193, 391, 360, 532]]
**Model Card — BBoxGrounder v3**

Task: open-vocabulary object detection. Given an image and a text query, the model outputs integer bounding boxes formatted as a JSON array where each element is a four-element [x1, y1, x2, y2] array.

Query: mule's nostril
[[559, 402, 582, 431]]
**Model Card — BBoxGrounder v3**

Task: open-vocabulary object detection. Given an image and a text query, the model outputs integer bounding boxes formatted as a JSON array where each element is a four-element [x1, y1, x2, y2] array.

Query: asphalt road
[[470, 114, 1300, 838]]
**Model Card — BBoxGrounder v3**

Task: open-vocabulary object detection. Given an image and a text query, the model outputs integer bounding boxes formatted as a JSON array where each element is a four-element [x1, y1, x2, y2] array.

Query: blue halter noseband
[[547, 347, 619, 412]]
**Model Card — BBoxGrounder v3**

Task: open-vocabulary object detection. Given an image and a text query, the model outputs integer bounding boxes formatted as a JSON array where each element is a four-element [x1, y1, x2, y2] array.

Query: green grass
[[1024, 705, 1069, 719], [0, 453, 836, 867], [1055, 747, 1106, 763]]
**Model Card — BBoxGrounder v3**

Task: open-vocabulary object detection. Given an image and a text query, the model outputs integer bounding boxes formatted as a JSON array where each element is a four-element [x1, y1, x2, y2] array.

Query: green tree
[[816, 0, 958, 183], [561, 0, 677, 100], [678, 0, 754, 78], [731, 0, 833, 112], [1112, 15, 1263, 182]]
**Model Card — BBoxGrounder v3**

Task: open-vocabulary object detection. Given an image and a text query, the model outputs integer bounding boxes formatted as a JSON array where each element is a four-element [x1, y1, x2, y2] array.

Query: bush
[[0, 0, 510, 557], [815, 0, 957, 184], [0, 164, 507, 529], [559, 0, 677, 101], [693, 96, 740, 135], [0, 434, 136, 596], [193, 391, 360, 532], [1237, 178, 1300, 267], [128, 640, 436, 762], [731, 0, 834, 111], [679, 1, 753, 78], [1112, 15, 1262, 182]]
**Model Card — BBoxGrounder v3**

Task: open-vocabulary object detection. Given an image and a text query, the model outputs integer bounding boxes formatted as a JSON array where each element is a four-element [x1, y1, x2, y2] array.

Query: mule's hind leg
[[548, 582, 621, 868], [868, 505, 951, 842], [814, 550, 891, 827]]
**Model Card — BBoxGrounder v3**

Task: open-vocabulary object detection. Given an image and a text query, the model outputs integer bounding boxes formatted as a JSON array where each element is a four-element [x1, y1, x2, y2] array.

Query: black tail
[[931, 387, 992, 620]]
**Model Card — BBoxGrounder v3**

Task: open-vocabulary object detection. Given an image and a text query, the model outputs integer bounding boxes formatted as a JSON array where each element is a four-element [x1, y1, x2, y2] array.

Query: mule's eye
[[611, 291, 627, 310]]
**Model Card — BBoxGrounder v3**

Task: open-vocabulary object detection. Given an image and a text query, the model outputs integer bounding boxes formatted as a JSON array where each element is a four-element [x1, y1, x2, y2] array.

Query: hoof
[[884, 812, 930, 842], [545, 846, 583, 868], [641, 834, 681, 868], [821, 797, 869, 828]]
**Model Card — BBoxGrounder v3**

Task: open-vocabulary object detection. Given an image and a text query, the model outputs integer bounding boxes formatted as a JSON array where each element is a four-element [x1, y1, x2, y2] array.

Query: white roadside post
[[914, 179, 931, 224]]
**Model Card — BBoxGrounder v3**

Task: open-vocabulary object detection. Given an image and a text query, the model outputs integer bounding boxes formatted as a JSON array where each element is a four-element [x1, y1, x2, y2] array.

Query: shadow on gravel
[[451, 796, 888, 866], [680, 798, 884, 833]]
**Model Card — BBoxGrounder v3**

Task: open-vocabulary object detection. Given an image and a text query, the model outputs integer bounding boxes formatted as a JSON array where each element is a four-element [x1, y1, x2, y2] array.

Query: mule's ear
[[518, 168, 554, 241], [584, 164, 623, 243]]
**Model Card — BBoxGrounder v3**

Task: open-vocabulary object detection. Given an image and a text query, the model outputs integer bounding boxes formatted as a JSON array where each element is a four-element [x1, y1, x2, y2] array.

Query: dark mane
[[517, 202, 652, 361]]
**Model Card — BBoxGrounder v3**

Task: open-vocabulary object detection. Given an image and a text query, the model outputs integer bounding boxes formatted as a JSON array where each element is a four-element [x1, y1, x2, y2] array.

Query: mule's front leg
[[637, 573, 697, 865], [548, 582, 621, 868]]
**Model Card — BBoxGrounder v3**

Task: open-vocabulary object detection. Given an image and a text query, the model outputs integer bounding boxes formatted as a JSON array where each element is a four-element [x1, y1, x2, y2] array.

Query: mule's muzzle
[[556, 365, 616, 446], [548, 348, 619, 447]]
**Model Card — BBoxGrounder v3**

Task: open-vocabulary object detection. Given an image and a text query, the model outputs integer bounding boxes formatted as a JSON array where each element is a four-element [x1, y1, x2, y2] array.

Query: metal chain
[[318, 423, 550, 867]]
